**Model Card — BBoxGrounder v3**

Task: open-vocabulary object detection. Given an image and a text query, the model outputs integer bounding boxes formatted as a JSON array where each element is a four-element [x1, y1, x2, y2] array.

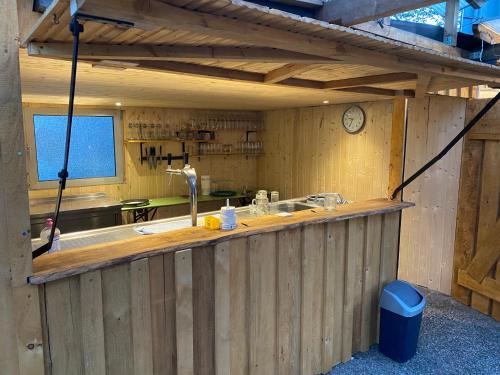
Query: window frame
[[24, 107, 124, 189]]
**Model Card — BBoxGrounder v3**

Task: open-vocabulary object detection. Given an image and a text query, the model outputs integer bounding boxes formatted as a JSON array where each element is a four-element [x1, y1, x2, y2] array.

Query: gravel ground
[[326, 287, 500, 375]]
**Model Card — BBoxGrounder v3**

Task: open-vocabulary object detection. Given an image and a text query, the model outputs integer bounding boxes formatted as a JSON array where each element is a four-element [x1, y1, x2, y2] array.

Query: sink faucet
[[166, 153, 198, 226]]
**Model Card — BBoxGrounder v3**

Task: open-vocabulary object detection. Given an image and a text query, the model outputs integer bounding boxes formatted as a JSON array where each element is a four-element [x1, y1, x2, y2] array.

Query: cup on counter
[[251, 192, 269, 216], [270, 191, 279, 213], [324, 193, 338, 211]]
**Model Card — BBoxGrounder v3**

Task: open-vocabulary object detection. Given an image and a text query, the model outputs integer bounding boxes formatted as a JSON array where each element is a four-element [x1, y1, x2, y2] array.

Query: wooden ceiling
[[20, 50, 401, 109], [17, 0, 500, 109]]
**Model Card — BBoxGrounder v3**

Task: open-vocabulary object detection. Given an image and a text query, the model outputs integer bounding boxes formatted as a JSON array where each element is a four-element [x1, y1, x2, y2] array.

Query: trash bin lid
[[380, 280, 426, 317]]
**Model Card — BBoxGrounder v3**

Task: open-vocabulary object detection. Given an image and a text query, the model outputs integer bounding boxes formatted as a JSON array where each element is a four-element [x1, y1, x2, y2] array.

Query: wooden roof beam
[[465, 0, 487, 9], [336, 87, 415, 97], [264, 63, 320, 83], [316, 0, 443, 26], [27, 42, 339, 64], [69, 0, 500, 85], [272, 0, 323, 8], [473, 20, 500, 45], [86, 59, 326, 90], [85, 59, 416, 98], [18, 0, 70, 46], [324, 72, 417, 89]]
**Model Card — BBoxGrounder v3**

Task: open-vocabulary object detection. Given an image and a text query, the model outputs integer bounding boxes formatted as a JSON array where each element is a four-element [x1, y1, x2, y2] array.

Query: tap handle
[[167, 153, 172, 168], [183, 152, 189, 166]]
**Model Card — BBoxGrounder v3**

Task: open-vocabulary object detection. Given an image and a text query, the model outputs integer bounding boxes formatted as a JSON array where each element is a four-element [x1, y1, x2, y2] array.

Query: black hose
[[32, 16, 83, 259], [391, 91, 500, 200]]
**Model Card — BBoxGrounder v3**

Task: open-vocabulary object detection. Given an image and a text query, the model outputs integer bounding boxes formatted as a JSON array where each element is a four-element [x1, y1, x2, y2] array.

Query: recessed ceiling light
[[115, 102, 122, 107], [322, 100, 330, 104]]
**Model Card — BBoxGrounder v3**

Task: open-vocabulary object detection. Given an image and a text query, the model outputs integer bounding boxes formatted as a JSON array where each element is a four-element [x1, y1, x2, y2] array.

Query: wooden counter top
[[30, 198, 413, 284]]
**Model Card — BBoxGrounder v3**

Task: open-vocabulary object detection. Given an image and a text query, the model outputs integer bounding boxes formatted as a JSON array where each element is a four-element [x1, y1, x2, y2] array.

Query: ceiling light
[[115, 102, 122, 107], [322, 100, 330, 104]]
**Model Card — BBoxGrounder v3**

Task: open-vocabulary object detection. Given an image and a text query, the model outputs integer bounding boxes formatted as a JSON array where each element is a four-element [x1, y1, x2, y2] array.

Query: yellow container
[[204, 215, 221, 230]]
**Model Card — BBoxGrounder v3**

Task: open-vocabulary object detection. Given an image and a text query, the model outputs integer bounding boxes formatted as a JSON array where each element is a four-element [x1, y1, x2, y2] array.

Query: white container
[[40, 218, 61, 253], [221, 199, 237, 230], [201, 175, 211, 196]]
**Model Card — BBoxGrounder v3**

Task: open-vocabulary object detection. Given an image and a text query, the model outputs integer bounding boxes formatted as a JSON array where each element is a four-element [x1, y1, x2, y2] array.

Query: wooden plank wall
[[0, 1, 44, 374], [40, 212, 400, 375], [452, 98, 500, 320], [258, 100, 393, 202], [399, 96, 467, 294], [25, 105, 260, 204]]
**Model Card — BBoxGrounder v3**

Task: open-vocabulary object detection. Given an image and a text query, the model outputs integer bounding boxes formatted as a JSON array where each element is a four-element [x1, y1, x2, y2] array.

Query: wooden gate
[[452, 98, 500, 320]]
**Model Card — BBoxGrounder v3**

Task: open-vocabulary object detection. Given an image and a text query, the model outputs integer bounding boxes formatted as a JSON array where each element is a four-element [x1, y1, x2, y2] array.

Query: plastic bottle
[[40, 218, 61, 253]]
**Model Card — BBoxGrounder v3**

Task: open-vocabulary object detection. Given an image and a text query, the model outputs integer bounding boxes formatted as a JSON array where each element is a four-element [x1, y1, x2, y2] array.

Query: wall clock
[[342, 105, 366, 134]]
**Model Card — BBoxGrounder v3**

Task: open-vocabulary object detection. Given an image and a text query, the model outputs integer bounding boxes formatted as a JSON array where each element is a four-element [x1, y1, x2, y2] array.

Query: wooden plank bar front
[[35, 199, 411, 375]]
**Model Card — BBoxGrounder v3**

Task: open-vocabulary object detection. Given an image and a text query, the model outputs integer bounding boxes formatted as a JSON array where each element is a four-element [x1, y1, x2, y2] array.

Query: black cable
[[33, 16, 83, 259], [391, 91, 500, 200]]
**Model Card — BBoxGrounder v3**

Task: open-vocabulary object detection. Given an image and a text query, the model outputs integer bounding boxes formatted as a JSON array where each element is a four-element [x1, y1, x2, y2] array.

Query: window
[[25, 108, 124, 189]]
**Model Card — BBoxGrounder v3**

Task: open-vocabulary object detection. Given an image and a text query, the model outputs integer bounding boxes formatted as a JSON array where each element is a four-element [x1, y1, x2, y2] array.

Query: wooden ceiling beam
[[88, 59, 326, 90], [473, 21, 500, 45], [272, 0, 323, 8], [68, 0, 500, 85], [324, 72, 417, 89], [27, 42, 339, 64], [465, 0, 487, 9], [86, 59, 418, 97], [336, 87, 415, 97], [264, 63, 319, 83], [19, 0, 69, 46], [353, 21, 463, 57], [316, 0, 443, 26]]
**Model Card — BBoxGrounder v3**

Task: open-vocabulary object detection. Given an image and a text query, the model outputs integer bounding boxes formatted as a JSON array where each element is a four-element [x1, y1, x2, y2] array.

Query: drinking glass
[[324, 193, 338, 211]]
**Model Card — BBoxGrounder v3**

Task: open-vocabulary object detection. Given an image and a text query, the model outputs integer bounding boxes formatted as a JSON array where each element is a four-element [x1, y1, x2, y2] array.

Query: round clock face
[[342, 105, 366, 134]]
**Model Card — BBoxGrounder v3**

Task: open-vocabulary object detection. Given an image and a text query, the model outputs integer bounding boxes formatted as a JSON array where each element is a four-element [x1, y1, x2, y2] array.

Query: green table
[[122, 194, 247, 222]]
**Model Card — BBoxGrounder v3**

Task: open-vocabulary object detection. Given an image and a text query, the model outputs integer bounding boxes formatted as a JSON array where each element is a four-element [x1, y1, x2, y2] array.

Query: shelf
[[193, 153, 265, 157], [125, 138, 216, 143]]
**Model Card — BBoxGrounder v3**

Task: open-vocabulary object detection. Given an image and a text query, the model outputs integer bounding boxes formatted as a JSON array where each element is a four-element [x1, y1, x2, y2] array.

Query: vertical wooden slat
[[350, 218, 366, 354], [175, 249, 194, 375], [380, 212, 401, 287], [149, 254, 168, 375], [80, 270, 106, 375], [192, 247, 215, 375], [378, 212, 401, 341], [131, 258, 154, 375], [451, 139, 483, 305], [360, 215, 382, 351], [342, 217, 365, 362], [387, 97, 407, 199], [322, 221, 347, 371], [301, 225, 325, 375], [277, 228, 302, 375], [38, 284, 52, 375], [102, 263, 134, 375], [215, 242, 230, 375], [165, 253, 178, 374], [229, 238, 249, 375], [45, 277, 83, 375], [249, 233, 277, 375], [1, 2, 44, 374]]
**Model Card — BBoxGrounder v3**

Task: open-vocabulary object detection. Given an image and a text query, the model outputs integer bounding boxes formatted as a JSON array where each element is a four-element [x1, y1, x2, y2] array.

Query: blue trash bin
[[379, 280, 426, 363]]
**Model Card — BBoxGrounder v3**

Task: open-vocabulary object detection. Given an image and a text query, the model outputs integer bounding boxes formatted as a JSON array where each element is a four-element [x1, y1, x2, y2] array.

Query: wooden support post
[[444, 0, 460, 46], [387, 98, 408, 200], [0, 1, 44, 373]]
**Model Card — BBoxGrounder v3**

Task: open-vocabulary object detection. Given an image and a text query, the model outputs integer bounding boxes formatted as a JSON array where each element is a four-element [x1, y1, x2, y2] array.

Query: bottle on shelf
[[39, 218, 61, 253]]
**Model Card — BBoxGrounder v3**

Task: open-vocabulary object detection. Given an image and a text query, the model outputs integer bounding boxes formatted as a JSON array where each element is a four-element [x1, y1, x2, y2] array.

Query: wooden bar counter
[[33, 198, 412, 375]]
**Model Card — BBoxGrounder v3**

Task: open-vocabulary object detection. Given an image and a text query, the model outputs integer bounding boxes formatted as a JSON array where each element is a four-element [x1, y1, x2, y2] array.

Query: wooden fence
[[452, 99, 500, 320]]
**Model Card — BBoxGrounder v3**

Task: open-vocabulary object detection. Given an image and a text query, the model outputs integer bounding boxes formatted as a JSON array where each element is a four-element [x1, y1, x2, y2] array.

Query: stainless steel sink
[[276, 202, 313, 212]]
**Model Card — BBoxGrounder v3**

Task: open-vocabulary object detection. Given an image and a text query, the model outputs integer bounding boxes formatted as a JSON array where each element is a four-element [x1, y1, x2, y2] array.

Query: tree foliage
[[391, 7, 445, 26]]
